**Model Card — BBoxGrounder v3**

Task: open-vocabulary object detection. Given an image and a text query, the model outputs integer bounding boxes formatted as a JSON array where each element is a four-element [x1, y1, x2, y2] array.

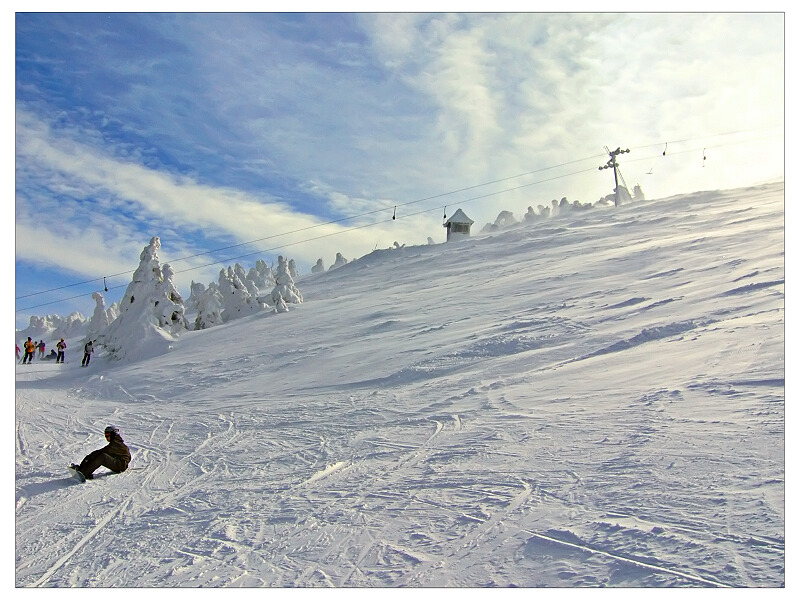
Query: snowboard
[[68, 465, 86, 483]]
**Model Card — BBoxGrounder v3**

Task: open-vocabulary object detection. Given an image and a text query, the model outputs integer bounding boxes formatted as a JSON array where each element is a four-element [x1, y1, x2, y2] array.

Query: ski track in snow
[[14, 183, 784, 587]]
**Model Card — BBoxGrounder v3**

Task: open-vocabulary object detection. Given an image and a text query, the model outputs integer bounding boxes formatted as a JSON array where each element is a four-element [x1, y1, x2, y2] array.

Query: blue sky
[[13, 11, 784, 329]]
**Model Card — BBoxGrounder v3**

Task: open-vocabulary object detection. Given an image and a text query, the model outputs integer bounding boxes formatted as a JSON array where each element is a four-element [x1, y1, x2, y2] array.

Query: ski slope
[[14, 182, 785, 587]]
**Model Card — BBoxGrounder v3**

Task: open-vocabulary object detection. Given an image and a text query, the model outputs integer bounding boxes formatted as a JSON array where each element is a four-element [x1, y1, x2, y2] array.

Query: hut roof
[[444, 208, 474, 226]]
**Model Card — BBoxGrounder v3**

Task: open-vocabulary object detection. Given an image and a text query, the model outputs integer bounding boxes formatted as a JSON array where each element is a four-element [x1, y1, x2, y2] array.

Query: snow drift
[[14, 182, 784, 588]]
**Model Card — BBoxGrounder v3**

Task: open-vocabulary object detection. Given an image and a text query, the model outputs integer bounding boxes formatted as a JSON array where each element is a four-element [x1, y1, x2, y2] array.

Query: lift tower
[[599, 146, 630, 207]]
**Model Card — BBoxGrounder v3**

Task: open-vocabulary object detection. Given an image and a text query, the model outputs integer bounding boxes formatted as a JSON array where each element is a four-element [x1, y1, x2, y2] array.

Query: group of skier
[[17, 337, 94, 366], [15, 337, 120, 481]]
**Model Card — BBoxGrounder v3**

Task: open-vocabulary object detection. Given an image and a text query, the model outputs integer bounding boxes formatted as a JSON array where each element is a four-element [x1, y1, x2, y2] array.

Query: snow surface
[[14, 182, 784, 588]]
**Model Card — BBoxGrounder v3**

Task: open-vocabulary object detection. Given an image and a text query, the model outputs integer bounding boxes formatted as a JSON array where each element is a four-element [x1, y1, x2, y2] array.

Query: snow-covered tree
[[329, 252, 348, 270], [270, 255, 303, 312], [188, 280, 204, 307], [158, 264, 189, 334], [84, 292, 116, 344], [219, 264, 263, 321], [311, 258, 325, 274], [102, 236, 189, 361], [20, 315, 54, 341], [52, 312, 87, 341], [482, 210, 518, 233], [246, 259, 275, 291], [193, 282, 225, 330]]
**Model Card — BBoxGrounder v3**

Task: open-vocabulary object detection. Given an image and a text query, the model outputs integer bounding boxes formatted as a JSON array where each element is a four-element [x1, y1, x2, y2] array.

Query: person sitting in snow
[[71, 425, 131, 480], [81, 340, 94, 367]]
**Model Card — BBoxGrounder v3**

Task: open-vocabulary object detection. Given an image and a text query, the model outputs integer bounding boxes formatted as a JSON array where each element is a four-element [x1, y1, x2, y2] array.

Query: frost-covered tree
[[633, 184, 646, 202], [219, 264, 263, 321], [20, 315, 54, 341], [193, 282, 225, 330], [246, 259, 275, 291], [158, 264, 189, 334], [103, 236, 189, 360], [289, 259, 299, 280], [329, 252, 348, 270], [270, 255, 303, 312], [84, 292, 117, 344], [482, 210, 518, 233], [311, 258, 325, 274], [188, 280, 205, 310], [495, 211, 517, 228], [52, 312, 87, 341]]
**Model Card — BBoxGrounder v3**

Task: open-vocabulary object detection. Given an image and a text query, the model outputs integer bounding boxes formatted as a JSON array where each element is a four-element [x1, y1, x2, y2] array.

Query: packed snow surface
[[15, 182, 784, 587]]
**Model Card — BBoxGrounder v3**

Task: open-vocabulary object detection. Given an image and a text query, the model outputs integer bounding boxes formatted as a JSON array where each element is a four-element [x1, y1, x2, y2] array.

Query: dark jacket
[[104, 434, 131, 470]]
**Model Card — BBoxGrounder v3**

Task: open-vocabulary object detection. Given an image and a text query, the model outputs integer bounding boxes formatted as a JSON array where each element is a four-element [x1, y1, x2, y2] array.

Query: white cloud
[[15, 107, 446, 291], [14, 12, 784, 325]]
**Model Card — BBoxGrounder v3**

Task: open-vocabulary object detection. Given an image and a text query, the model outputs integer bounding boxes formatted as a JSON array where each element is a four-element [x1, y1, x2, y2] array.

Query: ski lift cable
[[169, 166, 601, 276], [15, 126, 781, 306], [15, 165, 601, 313], [15, 155, 608, 302], [629, 125, 782, 154]]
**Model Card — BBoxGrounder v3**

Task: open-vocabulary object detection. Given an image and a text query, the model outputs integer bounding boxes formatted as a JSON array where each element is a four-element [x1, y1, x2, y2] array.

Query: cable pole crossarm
[[598, 146, 630, 207]]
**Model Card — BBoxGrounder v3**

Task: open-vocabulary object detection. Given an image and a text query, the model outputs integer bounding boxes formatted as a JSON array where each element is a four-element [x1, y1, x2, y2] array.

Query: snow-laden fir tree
[[246, 259, 275, 291], [311, 258, 325, 274], [159, 264, 189, 333], [219, 264, 263, 322], [84, 292, 117, 345], [329, 252, 348, 270], [102, 236, 189, 360], [19, 315, 54, 341], [193, 282, 225, 330], [270, 255, 303, 312], [18, 312, 89, 342], [52, 312, 88, 341], [187, 280, 205, 312]]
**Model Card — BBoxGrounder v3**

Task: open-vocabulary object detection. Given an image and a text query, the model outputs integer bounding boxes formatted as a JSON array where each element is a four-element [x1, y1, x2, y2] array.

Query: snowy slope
[[14, 182, 784, 588]]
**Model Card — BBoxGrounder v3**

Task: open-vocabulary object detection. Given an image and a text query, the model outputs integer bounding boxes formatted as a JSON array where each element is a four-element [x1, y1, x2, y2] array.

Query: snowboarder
[[71, 425, 131, 480], [22, 337, 36, 364], [56, 338, 66, 364], [81, 341, 94, 367]]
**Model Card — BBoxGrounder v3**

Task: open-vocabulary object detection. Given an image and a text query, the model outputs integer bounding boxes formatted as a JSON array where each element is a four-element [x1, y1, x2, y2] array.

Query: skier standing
[[56, 338, 66, 364], [71, 425, 131, 480], [22, 337, 36, 364], [38, 340, 45, 358], [81, 341, 94, 367]]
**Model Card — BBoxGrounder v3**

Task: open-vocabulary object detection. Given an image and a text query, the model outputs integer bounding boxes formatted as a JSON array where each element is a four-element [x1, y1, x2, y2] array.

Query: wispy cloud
[[14, 12, 783, 326]]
